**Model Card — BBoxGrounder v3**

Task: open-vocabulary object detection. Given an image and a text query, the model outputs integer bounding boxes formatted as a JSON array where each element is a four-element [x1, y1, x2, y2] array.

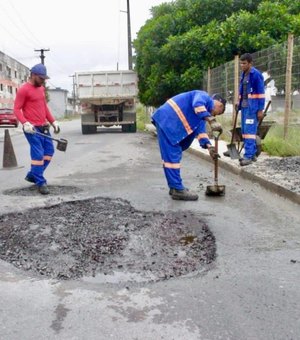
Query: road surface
[[0, 119, 299, 340]]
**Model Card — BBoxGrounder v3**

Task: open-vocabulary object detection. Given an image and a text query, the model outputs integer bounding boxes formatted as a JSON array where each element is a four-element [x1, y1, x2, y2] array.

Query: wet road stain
[[3, 185, 82, 197], [0, 197, 216, 283]]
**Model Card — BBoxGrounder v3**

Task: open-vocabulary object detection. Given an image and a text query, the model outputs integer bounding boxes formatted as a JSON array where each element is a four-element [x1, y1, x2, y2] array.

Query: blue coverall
[[152, 90, 213, 190], [239, 67, 265, 159]]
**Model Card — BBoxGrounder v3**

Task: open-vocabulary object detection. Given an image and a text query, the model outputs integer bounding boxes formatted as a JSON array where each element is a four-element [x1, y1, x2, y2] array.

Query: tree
[[134, 0, 300, 106]]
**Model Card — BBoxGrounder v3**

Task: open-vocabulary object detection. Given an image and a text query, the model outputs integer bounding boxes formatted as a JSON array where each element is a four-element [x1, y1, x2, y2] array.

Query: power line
[[0, 2, 43, 48], [9, 1, 45, 47]]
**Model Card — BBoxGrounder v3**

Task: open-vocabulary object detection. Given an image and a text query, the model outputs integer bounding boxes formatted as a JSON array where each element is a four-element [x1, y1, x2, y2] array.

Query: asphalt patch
[[0, 197, 216, 283]]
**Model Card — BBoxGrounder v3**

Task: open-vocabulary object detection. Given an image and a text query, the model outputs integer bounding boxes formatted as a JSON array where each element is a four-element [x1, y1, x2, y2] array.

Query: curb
[[145, 125, 300, 206], [188, 147, 300, 206]]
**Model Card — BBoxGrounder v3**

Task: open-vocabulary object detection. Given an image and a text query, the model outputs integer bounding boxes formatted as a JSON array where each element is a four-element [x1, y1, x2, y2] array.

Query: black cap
[[212, 93, 226, 112]]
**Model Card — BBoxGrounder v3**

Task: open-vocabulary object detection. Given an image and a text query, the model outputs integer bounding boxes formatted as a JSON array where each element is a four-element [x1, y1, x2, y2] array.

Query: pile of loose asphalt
[[0, 195, 215, 282]]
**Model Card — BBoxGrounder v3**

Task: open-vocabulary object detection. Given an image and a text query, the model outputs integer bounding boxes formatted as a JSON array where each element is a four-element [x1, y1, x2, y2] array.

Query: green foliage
[[134, 0, 300, 107], [136, 103, 151, 131]]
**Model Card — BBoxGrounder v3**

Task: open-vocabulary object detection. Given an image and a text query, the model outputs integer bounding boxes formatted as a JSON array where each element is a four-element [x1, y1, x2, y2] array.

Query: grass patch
[[262, 124, 300, 156], [136, 103, 152, 131], [217, 114, 300, 157]]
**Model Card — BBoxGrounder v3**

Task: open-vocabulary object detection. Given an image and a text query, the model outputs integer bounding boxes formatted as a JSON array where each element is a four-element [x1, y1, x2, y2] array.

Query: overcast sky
[[0, 0, 172, 92]]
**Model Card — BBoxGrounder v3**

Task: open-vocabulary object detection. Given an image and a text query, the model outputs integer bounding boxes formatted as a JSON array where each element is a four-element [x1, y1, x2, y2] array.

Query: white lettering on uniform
[[245, 119, 254, 124]]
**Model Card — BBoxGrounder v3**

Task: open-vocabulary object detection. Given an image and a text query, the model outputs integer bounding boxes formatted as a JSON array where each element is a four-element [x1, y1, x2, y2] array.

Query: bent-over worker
[[152, 90, 226, 201]]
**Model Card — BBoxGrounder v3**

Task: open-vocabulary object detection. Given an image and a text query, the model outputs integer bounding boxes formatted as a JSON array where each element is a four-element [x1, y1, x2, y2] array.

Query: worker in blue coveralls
[[238, 53, 265, 166], [152, 91, 226, 201]]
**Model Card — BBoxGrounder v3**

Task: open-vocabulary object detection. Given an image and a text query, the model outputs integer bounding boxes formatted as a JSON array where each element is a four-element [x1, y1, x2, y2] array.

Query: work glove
[[23, 122, 35, 134], [208, 145, 220, 161], [210, 120, 223, 133], [52, 121, 60, 134]]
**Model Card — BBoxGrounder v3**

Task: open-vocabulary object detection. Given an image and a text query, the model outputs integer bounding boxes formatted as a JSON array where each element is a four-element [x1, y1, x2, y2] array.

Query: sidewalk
[[145, 124, 300, 205]]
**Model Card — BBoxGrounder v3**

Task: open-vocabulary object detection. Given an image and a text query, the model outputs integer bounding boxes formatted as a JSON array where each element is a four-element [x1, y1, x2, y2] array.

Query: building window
[[0, 84, 3, 92], [8, 85, 13, 94], [6, 66, 11, 78], [14, 70, 17, 78], [0, 63, 2, 72]]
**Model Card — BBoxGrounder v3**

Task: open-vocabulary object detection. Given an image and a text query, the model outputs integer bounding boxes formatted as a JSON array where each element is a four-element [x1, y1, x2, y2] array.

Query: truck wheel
[[122, 123, 136, 133], [129, 123, 137, 132], [82, 125, 97, 134]]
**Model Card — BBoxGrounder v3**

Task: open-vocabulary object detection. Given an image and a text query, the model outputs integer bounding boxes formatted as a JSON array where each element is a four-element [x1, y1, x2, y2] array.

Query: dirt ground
[[0, 194, 215, 282]]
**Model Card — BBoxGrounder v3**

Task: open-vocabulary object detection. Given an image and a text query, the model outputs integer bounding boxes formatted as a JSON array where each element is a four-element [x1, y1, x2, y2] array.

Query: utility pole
[[121, 1, 133, 70], [34, 48, 50, 64], [127, 0, 133, 70], [69, 75, 76, 113]]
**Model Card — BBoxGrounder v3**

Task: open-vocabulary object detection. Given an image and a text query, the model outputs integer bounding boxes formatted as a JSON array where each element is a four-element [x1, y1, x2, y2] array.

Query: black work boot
[[223, 150, 230, 157], [239, 158, 253, 166], [38, 184, 50, 195], [25, 175, 35, 183], [171, 188, 199, 201]]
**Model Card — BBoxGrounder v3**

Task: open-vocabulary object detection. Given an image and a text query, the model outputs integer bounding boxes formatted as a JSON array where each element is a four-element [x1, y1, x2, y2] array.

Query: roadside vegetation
[[133, 0, 300, 157], [134, 0, 300, 107], [136, 103, 151, 131], [218, 111, 300, 157]]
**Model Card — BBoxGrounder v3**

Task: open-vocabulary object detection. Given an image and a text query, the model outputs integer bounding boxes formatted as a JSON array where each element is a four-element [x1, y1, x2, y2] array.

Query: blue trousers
[[156, 124, 196, 190], [241, 107, 258, 159], [24, 131, 55, 186]]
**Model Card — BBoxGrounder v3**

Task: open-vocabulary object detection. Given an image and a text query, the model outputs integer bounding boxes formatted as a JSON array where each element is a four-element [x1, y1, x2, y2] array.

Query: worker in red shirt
[[14, 64, 60, 195]]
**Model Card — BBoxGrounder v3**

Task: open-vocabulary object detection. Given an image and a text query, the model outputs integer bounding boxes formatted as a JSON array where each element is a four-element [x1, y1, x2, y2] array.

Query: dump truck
[[75, 70, 137, 134]]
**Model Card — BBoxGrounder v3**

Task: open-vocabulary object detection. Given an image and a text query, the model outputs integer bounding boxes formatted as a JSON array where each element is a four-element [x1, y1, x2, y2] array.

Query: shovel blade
[[205, 185, 226, 196], [226, 143, 240, 159]]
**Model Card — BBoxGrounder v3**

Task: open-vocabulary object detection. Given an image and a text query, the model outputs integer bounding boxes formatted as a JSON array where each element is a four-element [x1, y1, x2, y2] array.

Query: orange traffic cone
[[2, 129, 19, 169]]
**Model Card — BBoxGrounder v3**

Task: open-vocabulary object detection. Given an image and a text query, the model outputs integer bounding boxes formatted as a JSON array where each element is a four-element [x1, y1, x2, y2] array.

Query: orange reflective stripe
[[194, 105, 206, 114], [163, 162, 181, 169], [248, 94, 265, 99], [197, 133, 209, 140], [44, 155, 52, 161], [31, 160, 44, 165], [242, 134, 256, 139], [167, 99, 193, 134]]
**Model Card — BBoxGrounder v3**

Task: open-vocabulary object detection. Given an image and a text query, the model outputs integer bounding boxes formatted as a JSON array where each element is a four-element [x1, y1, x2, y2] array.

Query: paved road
[[0, 119, 300, 340]]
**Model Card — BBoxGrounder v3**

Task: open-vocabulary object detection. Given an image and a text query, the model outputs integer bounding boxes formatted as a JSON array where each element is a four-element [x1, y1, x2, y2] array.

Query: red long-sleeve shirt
[[14, 82, 55, 126]]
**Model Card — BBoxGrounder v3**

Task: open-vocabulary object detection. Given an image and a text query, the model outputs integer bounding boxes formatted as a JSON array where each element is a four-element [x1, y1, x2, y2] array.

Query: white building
[[0, 51, 29, 108]]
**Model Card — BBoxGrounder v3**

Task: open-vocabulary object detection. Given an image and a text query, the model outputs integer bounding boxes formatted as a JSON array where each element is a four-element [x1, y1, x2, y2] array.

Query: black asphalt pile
[[0, 197, 215, 282], [246, 156, 300, 194]]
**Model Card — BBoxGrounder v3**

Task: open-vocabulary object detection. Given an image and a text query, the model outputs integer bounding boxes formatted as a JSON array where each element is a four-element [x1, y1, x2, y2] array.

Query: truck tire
[[122, 123, 136, 133], [82, 125, 97, 134]]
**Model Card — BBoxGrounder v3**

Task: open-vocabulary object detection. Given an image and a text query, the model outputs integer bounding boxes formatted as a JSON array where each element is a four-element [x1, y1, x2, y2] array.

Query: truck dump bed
[[76, 70, 137, 104], [75, 70, 138, 134]]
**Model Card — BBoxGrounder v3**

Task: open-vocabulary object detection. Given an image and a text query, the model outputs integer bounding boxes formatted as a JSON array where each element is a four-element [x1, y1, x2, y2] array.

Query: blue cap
[[30, 64, 50, 79]]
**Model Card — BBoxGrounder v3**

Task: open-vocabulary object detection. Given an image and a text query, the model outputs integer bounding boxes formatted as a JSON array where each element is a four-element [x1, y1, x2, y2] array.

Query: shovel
[[205, 131, 225, 197], [35, 131, 68, 152], [226, 104, 240, 159]]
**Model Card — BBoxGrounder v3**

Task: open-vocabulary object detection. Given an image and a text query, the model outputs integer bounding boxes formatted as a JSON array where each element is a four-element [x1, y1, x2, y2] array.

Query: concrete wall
[[47, 88, 69, 119]]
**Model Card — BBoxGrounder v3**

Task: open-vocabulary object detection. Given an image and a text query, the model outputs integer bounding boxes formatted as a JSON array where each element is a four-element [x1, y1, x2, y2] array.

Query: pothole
[[0, 197, 216, 283], [3, 185, 82, 196]]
